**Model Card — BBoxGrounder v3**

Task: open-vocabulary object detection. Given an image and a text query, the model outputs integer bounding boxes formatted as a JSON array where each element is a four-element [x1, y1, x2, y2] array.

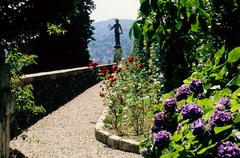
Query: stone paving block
[[119, 138, 140, 154], [95, 129, 110, 144], [107, 135, 121, 149]]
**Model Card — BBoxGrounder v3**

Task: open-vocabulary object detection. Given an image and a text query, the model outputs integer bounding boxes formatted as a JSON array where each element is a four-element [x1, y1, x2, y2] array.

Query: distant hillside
[[89, 19, 134, 64]]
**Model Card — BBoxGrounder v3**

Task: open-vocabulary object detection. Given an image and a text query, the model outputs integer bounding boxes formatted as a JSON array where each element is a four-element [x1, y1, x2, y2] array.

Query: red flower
[[137, 64, 142, 70], [109, 73, 114, 79], [99, 92, 105, 97], [88, 61, 99, 69], [101, 66, 108, 74], [109, 74, 116, 82], [107, 74, 117, 86], [117, 67, 122, 73], [112, 65, 118, 72], [127, 56, 136, 63], [112, 65, 122, 73]]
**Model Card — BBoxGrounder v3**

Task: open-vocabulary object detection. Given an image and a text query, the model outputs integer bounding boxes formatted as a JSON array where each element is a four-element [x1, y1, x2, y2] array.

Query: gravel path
[[10, 83, 141, 158]]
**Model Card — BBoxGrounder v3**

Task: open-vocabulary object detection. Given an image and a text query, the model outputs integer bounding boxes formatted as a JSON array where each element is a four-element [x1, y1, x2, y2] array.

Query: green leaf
[[214, 125, 232, 134], [214, 45, 225, 65], [180, 0, 187, 6], [175, 23, 182, 30], [140, 0, 147, 4], [199, 8, 210, 19], [191, 15, 199, 32], [234, 114, 240, 124], [172, 132, 182, 142], [161, 152, 179, 158], [231, 99, 240, 112], [227, 47, 240, 63], [139, 0, 150, 16], [216, 66, 226, 80], [233, 75, 240, 86], [203, 111, 213, 121], [197, 143, 217, 155], [130, 21, 142, 39], [197, 98, 213, 108], [232, 88, 240, 98]]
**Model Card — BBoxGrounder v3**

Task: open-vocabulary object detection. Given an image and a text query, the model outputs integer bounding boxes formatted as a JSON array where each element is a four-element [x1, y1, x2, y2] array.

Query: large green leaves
[[214, 125, 232, 135], [129, 21, 143, 39], [139, 0, 151, 16], [228, 47, 240, 63]]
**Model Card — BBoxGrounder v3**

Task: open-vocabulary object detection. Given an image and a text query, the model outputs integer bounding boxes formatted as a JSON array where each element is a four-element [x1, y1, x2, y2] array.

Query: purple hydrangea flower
[[215, 97, 231, 111], [164, 97, 177, 112], [189, 79, 204, 95], [177, 124, 183, 131], [152, 112, 165, 133], [154, 130, 171, 148], [154, 112, 164, 124], [176, 85, 191, 101], [209, 111, 232, 128], [151, 124, 159, 133], [190, 118, 205, 135], [180, 104, 203, 120], [141, 148, 152, 157], [217, 141, 240, 158]]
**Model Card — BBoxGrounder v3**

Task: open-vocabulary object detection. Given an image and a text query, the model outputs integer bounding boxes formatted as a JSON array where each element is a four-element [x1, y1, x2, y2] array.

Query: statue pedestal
[[113, 47, 123, 63]]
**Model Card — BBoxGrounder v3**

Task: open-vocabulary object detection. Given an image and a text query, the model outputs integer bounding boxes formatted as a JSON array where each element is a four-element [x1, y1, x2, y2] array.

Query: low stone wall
[[21, 64, 113, 114], [95, 108, 140, 154]]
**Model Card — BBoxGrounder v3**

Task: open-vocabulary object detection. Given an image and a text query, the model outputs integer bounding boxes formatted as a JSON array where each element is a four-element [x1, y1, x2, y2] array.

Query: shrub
[[6, 49, 45, 135], [140, 47, 240, 157], [140, 79, 240, 157], [100, 56, 161, 136]]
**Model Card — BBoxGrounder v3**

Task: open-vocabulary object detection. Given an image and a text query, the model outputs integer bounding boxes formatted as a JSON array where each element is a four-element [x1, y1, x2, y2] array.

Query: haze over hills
[[89, 19, 134, 64]]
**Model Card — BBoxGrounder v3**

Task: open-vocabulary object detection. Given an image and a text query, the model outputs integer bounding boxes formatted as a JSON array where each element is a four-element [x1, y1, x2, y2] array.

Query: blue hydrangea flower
[[154, 112, 164, 122], [176, 124, 183, 131], [190, 118, 205, 135], [164, 97, 177, 112], [176, 85, 191, 101], [189, 79, 204, 95], [151, 124, 159, 133], [217, 141, 240, 158], [215, 97, 231, 111], [180, 104, 203, 120], [154, 130, 171, 148], [209, 111, 232, 128], [152, 112, 164, 133], [141, 148, 152, 157]]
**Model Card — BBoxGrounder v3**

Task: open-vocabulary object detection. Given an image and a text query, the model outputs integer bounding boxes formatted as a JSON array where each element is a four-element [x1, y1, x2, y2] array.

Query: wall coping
[[20, 64, 114, 85]]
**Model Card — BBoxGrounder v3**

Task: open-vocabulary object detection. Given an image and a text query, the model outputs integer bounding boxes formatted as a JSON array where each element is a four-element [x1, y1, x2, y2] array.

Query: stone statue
[[109, 19, 123, 48]]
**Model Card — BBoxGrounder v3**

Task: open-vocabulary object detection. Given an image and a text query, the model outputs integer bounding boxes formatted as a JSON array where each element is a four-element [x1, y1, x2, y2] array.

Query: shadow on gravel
[[9, 148, 27, 158], [11, 73, 102, 138]]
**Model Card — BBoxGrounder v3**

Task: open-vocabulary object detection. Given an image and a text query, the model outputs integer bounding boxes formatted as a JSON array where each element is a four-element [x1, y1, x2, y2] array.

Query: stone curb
[[95, 108, 140, 154]]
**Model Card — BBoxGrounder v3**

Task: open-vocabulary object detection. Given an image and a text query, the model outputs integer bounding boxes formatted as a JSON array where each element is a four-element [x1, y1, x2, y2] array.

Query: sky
[[91, 0, 140, 22]]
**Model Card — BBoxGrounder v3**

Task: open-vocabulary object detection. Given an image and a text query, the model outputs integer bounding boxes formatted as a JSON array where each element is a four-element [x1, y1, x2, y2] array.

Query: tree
[[131, 0, 209, 92], [0, 0, 95, 72]]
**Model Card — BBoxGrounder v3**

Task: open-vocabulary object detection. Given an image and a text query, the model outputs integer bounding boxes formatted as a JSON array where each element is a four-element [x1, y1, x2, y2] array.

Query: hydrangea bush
[[140, 79, 240, 157], [140, 45, 240, 157]]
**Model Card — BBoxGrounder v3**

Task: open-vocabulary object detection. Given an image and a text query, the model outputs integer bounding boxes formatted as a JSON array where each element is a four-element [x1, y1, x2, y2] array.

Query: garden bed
[[95, 108, 140, 154]]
